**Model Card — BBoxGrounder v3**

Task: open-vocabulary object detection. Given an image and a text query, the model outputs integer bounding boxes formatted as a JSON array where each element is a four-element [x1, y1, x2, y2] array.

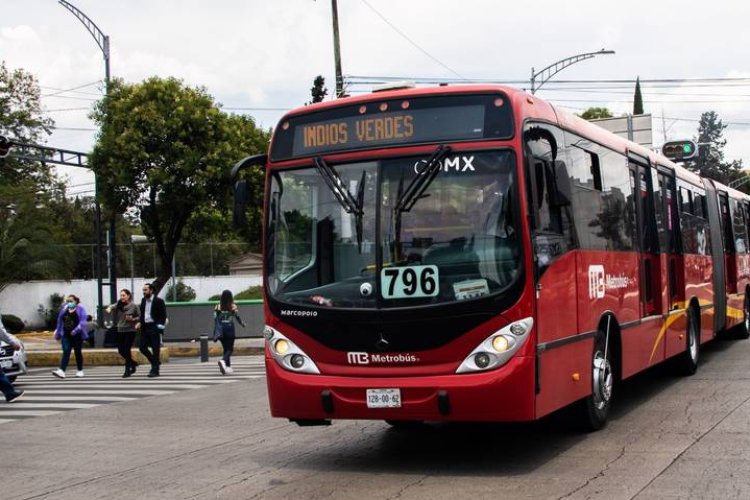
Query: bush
[[208, 285, 263, 302], [37, 293, 64, 329], [1, 314, 25, 334], [165, 280, 197, 302]]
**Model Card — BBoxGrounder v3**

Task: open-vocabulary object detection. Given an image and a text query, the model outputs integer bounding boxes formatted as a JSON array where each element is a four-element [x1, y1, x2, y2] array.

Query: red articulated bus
[[232, 84, 750, 430]]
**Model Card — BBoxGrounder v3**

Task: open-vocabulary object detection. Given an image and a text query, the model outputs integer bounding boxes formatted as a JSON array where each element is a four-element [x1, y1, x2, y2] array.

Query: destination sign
[[270, 93, 514, 161]]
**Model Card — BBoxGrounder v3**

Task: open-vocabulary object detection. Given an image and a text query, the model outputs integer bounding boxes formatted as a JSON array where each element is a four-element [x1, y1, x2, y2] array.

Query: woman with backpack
[[213, 290, 246, 375]]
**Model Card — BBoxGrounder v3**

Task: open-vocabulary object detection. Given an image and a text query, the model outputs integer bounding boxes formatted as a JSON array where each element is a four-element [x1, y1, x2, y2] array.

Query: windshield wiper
[[394, 145, 452, 213], [314, 156, 366, 252], [392, 145, 452, 261]]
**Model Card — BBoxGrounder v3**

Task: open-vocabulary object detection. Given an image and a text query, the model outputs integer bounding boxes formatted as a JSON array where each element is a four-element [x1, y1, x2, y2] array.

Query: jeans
[[61, 334, 83, 371], [139, 323, 161, 373], [220, 334, 236, 367], [0, 367, 18, 401], [117, 330, 136, 369]]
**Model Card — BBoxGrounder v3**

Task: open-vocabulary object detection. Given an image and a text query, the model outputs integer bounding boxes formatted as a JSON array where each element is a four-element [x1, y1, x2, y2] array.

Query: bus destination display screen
[[270, 93, 514, 161]]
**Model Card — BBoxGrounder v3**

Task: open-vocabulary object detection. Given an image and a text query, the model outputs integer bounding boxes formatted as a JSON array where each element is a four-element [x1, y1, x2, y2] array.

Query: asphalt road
[[4, 338, 750, 500]]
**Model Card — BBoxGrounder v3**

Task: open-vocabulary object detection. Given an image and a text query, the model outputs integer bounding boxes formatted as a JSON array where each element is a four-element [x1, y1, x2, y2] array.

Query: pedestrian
[[52, 294, 89, 379], [136, 282, 167, 378], [85, 314, 96, 348], [213, 290, 246, 375], [0, 314, 25, 403], [106, 289, 141, 378]]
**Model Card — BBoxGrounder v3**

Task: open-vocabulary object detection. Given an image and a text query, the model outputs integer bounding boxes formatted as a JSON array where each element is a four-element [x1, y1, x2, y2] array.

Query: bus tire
[[736, 291, 750, 340], [579, 332, 614, 432], [676, 307, 700, 376]]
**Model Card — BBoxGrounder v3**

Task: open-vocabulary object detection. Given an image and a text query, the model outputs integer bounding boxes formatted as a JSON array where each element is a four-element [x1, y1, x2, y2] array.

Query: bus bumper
[[265, 355, 536, 423]]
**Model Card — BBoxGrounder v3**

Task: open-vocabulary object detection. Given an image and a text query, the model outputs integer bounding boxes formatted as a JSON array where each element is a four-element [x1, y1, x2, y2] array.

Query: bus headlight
[[264, 325, 320, 375], [456, 318, 533, 374]]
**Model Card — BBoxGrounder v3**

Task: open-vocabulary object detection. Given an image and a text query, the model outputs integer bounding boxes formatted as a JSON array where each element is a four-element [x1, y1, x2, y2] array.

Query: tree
[[89, 77, 270, 292], [0, 61, 56, 189], [685, 111, 744, 186], [307, 75, 328, 105], [578, 107, 613, 120], [0, 185, 72, 292], [633, 77, 644, 115]]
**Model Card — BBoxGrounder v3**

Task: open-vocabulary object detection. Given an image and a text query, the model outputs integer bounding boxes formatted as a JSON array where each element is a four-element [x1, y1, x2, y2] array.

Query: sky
[[2, 0, 750, 194]]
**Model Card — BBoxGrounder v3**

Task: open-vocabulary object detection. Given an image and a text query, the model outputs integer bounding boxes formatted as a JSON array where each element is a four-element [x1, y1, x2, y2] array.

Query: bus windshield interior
[[266, 150, 521, 309]]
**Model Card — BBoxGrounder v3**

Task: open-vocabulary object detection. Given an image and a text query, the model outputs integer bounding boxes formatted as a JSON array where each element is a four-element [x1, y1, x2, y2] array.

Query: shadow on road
[[256, 337, 742, 477]]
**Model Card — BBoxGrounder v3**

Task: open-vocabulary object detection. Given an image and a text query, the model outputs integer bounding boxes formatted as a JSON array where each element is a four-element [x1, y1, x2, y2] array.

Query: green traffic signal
[[662, 140, 698, 161]]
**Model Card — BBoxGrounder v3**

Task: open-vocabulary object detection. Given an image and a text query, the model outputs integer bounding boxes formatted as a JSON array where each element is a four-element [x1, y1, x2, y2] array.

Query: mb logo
[[347, 352, 369, 365], [588, 265, 605, 299]]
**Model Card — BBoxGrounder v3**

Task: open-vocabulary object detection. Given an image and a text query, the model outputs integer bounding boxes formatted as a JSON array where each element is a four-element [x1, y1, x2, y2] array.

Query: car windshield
[[266, 150, 520, 309]]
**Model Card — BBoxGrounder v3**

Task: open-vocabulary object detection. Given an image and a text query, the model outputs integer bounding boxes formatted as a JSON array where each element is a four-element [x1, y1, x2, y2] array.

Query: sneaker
[[225, 366, 234, 374], [7, 390, 25, 403], [75, 370, 85, 378], [147, 371, 160, 378], [122, 370, 131, 378], [52, 368, 65, 379], [218, 359, 227, 375], [130, 362, 138, 374]]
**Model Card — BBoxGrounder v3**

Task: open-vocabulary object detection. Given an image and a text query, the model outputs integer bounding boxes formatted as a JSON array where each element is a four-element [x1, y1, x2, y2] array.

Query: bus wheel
[[579, 334, 613, 431], [676, 308, 700, 375], [736, 292, 750, 340]]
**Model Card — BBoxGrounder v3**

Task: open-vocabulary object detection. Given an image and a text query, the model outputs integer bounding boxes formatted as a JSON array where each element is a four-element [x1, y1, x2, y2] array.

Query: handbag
[[212, 317, 223, 342]]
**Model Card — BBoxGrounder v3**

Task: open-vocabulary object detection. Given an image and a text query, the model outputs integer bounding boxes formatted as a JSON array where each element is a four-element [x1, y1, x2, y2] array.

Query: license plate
[[0, 359, 12, 369], [366, 388, 401, 408]]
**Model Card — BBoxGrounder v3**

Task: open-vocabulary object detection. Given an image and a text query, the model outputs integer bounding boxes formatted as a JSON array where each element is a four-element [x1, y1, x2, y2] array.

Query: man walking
[[1, 315, 25, 403], [136, 283, 167, 378]]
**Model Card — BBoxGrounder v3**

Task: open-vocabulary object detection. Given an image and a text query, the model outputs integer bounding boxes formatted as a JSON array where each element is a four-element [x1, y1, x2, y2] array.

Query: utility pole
[[331, 0, 344, 97]]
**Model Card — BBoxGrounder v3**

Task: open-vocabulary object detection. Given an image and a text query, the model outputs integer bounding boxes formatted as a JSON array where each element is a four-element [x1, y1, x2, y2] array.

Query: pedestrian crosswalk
[[0, 357, 265, 424]]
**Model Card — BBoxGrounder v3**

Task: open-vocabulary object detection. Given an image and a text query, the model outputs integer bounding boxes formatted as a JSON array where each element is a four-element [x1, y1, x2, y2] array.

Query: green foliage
[[1, 314, 24, 334], [0, 186, 73, 292], [307, 75, 328, 105], [37, 293, 64, 329], [578, 107, 614, 120], [235, 285, 263, 300], [685, 111, 744, 187], [165, 279, 197, 302], [0, 61, 56, 189], [208, 285, 263, 301], [89, 77, 270, 291], [633, 77, 644, 115]]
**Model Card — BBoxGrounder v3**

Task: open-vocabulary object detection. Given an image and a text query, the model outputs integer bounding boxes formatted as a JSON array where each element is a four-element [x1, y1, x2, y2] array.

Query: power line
[[358, 0, 466, 80]]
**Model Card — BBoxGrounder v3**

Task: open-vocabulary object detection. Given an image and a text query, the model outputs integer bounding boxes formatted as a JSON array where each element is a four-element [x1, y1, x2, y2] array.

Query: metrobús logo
[[347, 352, 420, 365], [280, 309, 318, 318], [588, 264, 632, 299]]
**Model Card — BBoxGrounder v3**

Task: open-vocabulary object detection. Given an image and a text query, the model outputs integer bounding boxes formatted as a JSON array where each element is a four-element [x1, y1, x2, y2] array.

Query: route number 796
[[380, 265, 439, 299]]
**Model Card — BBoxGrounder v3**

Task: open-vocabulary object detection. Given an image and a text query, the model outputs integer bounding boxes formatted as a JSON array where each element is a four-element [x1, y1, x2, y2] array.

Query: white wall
[[0, 275, 263, 328]]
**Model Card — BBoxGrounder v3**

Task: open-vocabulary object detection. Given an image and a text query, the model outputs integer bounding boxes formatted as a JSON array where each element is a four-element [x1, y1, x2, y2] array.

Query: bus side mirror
[[552, 161, 572, 208], [233, 180, 249, 227], [231, 153, 267, 229]]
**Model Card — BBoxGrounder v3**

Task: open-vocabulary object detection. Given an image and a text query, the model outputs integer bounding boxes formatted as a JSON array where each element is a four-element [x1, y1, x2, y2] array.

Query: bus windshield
[[266, 150, 520, 309]]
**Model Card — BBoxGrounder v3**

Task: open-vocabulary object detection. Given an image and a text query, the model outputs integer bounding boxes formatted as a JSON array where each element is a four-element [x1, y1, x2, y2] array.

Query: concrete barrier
[[163, 300, 264, 341]]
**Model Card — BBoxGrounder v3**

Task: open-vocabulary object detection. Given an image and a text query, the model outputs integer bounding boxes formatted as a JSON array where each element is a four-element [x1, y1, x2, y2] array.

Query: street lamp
[[530, 49, 615, 94], [58, 0, 117, 321]]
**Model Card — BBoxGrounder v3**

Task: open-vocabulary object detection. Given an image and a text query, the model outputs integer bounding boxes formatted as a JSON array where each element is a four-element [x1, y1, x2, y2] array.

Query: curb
[[25, 346, 264, 366], [26, 349, 170, 368]]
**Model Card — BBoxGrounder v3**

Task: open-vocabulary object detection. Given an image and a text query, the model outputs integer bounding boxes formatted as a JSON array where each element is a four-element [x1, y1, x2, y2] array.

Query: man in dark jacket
[[136, 282, 167, 377]]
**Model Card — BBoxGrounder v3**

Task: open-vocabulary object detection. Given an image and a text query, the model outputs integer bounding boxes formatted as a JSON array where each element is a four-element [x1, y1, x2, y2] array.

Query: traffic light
[[662, 140, 698, 161], [0, 135, 11, 158]]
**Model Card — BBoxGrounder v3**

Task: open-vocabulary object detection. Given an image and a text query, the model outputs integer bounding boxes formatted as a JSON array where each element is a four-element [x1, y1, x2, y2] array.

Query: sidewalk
[[17, 332, 265, 367]]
